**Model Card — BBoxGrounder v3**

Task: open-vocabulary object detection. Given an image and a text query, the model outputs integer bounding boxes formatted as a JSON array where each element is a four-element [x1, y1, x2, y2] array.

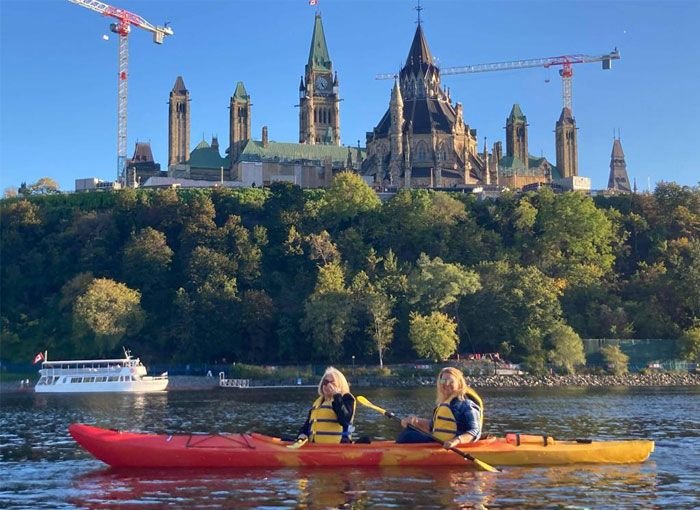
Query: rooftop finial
[[415, 0, 423, 26]]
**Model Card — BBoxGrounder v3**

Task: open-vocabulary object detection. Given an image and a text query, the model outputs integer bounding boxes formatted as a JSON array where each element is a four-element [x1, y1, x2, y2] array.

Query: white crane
[[68, 0, 174, 185], [377, 49, 620, 112]]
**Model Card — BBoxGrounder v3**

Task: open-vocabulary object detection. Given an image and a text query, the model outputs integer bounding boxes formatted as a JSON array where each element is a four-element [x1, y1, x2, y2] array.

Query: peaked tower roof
[[557, 107, 575, 124], [171, 76, 188, 94], [308, 13, 332, 72], [404, 24, 434, 72], [611, 138, 625, 158], [233, 81, 249, 102], [508, 104, 527, 122]]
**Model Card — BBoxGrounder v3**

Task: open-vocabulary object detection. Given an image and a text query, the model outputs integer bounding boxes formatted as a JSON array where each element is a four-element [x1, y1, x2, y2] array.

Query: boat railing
[[40, 365, 131, 377], [218, 373, 251, 388]]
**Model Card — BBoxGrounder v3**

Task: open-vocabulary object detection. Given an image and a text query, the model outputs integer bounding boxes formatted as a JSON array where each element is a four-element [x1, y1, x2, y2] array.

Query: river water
[[1, 385, 698, 509]]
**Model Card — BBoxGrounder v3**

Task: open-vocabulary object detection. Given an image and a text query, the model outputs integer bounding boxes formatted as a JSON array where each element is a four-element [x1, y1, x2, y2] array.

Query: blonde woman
[[397, 367, 483, 448], [297, 367, 356, 443]]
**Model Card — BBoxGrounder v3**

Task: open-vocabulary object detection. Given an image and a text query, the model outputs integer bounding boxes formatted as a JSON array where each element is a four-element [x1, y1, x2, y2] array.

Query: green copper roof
[[308, 14, 332, 72], [508, 103, 526, 122], [188, 140, 227, 169], [233, 81, 249, 102], [238, 140, 364, 166], [499, 154, 560, 179]]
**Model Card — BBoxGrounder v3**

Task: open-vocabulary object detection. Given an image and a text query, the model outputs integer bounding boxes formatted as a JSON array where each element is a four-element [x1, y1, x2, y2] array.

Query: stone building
[[607, 137, 631, 192], [362, 23, 483, 188], [126, 142, 164, 186], [166, 13, 362, 188]]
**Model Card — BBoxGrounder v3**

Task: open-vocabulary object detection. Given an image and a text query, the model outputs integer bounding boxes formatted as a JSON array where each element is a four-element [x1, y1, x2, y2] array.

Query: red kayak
[[69, 423, 654, 468]]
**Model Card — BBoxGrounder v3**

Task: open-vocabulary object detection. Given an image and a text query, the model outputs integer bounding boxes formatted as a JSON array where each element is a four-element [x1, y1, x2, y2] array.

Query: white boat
[[35, 349, 168, 393]]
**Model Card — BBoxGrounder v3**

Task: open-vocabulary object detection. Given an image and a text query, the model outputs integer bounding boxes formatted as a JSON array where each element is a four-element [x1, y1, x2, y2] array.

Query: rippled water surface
[[1, 386, 698, 509]]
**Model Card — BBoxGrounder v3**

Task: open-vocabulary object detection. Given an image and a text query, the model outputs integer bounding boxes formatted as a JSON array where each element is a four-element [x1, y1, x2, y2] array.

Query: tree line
[[1, 174, 699, 373]]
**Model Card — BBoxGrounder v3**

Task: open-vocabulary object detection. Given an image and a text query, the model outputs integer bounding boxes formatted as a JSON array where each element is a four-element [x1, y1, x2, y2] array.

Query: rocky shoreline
[[2, 372, 698, 393]]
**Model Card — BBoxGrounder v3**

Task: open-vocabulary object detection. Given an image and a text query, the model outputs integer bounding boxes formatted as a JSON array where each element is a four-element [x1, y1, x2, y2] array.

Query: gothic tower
[[607, 136, 631, 192], [555, 107, 578, 178], [168, 76, 190, 167], [506, 103, 528, 164], [229, 81, 251, 163], [299, 13, 340, 145]]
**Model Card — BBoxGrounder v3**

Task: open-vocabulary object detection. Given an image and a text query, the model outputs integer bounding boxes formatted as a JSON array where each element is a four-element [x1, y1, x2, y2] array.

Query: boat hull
[[35, 377, 168, 393], [69, 423, 654, 469]]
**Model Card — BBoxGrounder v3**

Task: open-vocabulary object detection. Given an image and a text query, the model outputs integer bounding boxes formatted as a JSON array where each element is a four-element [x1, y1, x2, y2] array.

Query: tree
[[533, 189, 616, 286], [28, 177, 60, 195], [122, 227, 173, 293], [547, 323, 585, 374], [407, 253, 481, 314], [73, 278, 145, 355], [321, 171, 381, 226], [600, 344, 629, 375], [301, 262, 352, 361], [679, 326, 700, 363], [409, 311, 458, 361], [305, 230, 340, 265]]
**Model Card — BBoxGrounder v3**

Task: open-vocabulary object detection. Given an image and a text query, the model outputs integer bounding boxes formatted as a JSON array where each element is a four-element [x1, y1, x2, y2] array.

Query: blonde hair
[[317, 366, 351, 396], [435, 367, 468, 404]]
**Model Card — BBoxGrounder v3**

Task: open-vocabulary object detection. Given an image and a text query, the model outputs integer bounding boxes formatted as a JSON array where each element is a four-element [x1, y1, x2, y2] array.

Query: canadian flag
[[33, 352, 44, 364]]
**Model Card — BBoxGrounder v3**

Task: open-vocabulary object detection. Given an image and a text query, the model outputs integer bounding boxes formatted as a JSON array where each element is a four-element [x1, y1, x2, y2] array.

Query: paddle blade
[[356, 396, 387, 415], [286, 437, 308, 449], [467, 454, 501, 473]]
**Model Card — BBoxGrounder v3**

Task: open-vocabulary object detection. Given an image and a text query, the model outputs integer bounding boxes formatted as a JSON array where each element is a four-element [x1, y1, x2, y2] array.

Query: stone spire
[[307, 13, 332, 73], [168, 76, 190, 167], [506, 103, 528, 165], [607, 137, 631, 192], [555, 107, 578, 178]]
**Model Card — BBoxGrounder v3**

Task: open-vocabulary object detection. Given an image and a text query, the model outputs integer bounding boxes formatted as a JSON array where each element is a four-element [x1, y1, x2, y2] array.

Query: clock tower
[[299, 13, 340, 145]]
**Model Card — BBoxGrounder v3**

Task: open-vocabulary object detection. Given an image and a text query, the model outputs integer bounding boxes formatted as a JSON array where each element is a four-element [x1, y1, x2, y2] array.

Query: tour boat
[[35, 350, 168, 393], [69, 423, 654, 468]]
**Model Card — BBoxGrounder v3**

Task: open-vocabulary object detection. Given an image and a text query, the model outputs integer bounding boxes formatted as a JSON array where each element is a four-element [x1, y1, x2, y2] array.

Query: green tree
[[301, 262, 352, 361], [600, 344, 629, 375], [122, 227, 173, 293], [409, 311, 458, 361], [73, 278, 145, 355], [547, 323, 585, 374], [407, 253, 481, 314], [679, 326, 700, 363], [533, 189, 616, 286], [322, 171, 381, 226]]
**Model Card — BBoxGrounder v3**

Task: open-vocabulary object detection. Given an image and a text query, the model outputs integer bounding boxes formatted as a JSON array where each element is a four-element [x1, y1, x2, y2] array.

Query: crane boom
[[376, 48, 620, 112], [68, 0, 173, 185]]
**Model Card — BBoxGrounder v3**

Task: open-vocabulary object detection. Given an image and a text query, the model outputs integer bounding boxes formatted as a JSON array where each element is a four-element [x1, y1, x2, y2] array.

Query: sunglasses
[[321, 379, 333, 386], [439, 377, 456, 384]]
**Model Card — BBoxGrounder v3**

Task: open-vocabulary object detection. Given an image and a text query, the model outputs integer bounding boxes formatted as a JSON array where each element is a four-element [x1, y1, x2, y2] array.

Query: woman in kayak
[[297, 367, 356, 443], [396, 367, 482, 448]]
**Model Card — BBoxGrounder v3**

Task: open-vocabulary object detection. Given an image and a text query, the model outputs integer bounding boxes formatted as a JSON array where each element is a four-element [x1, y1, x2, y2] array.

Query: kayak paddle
[[356, 395, 501, 473]]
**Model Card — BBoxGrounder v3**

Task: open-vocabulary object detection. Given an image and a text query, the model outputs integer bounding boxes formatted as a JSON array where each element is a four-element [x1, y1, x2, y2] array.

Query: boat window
[[71, 377, 83, 383], [37, 377, 46, 385], [96, 377, 106, 382], [84, 377, 95, 383], [131, 376, 137, 381], [108, 376, 118, 382]]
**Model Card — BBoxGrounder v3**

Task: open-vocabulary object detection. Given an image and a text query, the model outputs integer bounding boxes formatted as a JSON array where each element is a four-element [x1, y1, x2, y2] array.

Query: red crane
[[377, 49, 620, 113], [68, 0, 174, 185]]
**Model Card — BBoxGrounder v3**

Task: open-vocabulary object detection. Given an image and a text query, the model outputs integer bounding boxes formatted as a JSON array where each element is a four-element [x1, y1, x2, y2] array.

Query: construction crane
[[377, 49, 620, 113], [68, 0, 174, 185]]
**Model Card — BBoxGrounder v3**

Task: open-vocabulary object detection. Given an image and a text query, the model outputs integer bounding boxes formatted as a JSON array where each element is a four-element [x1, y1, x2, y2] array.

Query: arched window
[[415, 141, 428, 161]]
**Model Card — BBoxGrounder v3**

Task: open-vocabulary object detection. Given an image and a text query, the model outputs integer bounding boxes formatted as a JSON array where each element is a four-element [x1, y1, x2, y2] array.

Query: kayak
[[69, 423, 654, 468]]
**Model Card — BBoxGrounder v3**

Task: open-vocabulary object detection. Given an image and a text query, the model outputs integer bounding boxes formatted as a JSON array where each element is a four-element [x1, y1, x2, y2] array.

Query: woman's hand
[[443, 436, 461, 449], [401, 415, 419, 428]]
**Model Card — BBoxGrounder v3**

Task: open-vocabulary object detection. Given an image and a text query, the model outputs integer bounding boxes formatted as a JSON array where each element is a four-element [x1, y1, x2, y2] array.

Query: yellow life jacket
[[431, 400, 459, 442], [431, 388, 484, 442], [308, 395, 356, 444]]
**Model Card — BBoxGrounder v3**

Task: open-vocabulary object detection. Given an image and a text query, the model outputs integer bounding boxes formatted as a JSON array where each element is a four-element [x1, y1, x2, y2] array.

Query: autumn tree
[[73, 278, 145, 355], [409, 311, 458, 361]]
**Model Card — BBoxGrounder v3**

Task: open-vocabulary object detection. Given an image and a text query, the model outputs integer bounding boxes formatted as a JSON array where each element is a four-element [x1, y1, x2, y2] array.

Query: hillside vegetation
[[1, 174, 698, 373]]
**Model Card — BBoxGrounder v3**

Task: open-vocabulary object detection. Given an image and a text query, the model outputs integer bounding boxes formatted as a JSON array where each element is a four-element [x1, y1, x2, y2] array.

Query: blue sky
[[1, 0, 698, 192]]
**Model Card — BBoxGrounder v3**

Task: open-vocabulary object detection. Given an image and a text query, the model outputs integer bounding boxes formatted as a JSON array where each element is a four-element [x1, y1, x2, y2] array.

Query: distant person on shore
[[297, 367, 356, 443], [396, 367, 483, 448]]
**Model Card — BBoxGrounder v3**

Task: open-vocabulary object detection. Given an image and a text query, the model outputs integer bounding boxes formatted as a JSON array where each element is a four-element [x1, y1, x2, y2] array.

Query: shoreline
[[3, 372, 698, 393]]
